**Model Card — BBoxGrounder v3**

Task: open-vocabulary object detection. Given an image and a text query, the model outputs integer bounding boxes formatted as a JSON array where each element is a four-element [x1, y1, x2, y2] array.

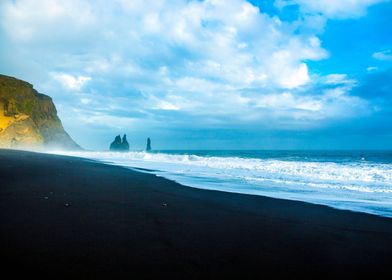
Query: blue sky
[[0, 0, 391, 150]]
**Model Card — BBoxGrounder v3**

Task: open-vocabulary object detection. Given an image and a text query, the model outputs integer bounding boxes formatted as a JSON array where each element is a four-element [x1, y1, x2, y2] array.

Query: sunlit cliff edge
[[0, 74, 81, 150]]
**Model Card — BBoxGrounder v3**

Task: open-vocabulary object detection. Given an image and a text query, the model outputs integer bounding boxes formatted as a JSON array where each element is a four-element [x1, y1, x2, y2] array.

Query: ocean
[[51, 150, 392, 218]]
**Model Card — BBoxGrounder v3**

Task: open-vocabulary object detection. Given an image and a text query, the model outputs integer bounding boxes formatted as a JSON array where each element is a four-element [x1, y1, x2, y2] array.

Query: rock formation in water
[[109, 134, 129, 151], [146, 137, 151, 152], [122, 134, 129, 150], [0, 74, 81, 150], [110, 135, 122, 151]]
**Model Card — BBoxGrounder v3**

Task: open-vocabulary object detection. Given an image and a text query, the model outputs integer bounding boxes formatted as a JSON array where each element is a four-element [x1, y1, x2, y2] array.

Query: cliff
[[0, 74, 81, 150]]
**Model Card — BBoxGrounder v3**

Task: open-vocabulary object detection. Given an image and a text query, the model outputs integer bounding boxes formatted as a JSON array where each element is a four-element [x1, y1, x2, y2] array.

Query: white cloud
[[152, 101, 180, 111], [1, 0, 95, 42], [52, 73, 91, 91], [80, 98, 92, 105], [275, 0, 387, 19], [78, 113, 137, 130], [367, 66, 378, 72], [0, 0, 369, 134], [1, 0, 328, 90], [324, 74, 356, 86], [254, 92, 322, 112], [372, 50, 392, 61]]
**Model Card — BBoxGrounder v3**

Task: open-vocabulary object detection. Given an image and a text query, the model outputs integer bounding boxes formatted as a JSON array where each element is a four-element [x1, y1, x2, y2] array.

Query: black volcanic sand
[[1, 149, 392, 278]]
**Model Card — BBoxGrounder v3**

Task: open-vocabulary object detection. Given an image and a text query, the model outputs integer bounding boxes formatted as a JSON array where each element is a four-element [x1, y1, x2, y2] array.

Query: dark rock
[[146, 137, 151, 152], [0, 74, 81, 150], [109, 134, 129, 152], [122, 134, 129, 150], [110, 135, 122, 151]]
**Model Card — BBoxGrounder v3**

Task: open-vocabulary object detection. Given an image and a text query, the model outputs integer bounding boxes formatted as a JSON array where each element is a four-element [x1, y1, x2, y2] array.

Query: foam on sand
[[49, 150, 392, 217]]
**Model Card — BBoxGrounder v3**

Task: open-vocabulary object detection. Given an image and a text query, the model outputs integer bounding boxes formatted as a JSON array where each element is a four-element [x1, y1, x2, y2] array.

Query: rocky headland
[[0, 74, 80, 150]]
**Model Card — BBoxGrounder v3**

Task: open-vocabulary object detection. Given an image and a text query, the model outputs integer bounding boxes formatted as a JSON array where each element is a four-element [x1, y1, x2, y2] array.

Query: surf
[[48, 150, 392, 217]]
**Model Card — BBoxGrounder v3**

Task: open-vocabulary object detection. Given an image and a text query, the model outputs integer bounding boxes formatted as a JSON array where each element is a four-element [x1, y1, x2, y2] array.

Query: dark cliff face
[[0, 74, 81, 150]]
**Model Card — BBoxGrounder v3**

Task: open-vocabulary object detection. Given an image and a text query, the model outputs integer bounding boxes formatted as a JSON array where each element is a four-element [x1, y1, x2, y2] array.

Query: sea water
[[50, 150, 392, 218]]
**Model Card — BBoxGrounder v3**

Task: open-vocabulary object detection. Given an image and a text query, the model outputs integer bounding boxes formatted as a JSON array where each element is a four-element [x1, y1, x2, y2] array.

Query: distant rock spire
[[110, 135, 122, 151], [146, 137, 151, 152], [122, 134, 129, 151], [109, 134, 129, 152]]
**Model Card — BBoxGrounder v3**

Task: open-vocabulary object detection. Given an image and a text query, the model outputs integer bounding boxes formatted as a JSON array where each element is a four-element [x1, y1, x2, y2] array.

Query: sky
[[0, 0, 391, 150]]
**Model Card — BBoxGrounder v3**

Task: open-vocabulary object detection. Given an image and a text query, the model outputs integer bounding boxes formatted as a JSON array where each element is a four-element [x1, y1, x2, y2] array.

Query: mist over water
[[50, 150, 392, 217]]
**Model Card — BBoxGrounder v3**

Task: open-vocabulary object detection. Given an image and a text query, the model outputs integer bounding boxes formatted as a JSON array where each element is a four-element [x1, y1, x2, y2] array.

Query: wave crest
[[48, 150, 392, 217]]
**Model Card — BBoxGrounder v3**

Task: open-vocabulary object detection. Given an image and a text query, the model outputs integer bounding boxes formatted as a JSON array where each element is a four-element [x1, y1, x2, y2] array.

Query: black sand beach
[[1, 149, 392, 278]]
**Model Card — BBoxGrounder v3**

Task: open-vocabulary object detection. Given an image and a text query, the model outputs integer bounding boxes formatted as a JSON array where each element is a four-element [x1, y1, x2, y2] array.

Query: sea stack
[[146, 137, 151, 152], [109, 134, 129, 152], [109, 135, 122, 151], [122, 134, 129, 150], [0, 74, 80, 150]]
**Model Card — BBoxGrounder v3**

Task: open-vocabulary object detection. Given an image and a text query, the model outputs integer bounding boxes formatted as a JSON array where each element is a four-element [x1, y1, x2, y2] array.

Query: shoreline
[[38, 149, 392, 219], [49, 149, 392, 218], [1, 149, 392, 277]]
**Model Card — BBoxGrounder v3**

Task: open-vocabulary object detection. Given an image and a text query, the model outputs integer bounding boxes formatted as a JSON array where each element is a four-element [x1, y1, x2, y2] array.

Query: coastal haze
[[1, 0, 392, 278]]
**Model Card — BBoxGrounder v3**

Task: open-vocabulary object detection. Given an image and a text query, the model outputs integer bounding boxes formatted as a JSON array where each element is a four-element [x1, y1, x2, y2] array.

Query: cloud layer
[[0, 0, 390, 149], [276, 0, 387, 18]]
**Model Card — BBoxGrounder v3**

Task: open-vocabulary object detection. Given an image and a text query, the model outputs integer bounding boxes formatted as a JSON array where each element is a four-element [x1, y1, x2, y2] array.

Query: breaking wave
[[49, 150, 392, 217]]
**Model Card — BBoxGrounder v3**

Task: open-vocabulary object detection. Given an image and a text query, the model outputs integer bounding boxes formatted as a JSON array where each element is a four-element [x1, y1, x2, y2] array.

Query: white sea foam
[[49, 151, 392, 217]]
